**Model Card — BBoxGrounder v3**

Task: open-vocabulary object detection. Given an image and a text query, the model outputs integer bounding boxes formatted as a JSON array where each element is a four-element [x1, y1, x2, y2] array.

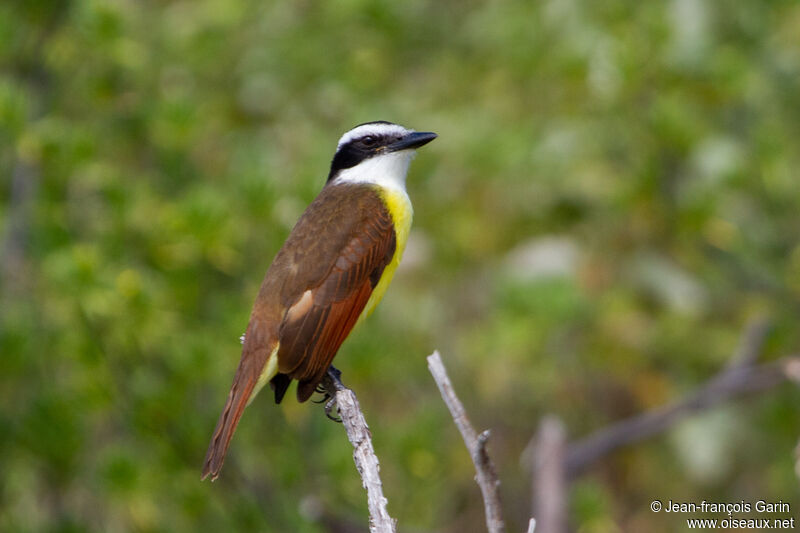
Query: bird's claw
[[312, 365, 344, 422], [312, 391, 330, 404], [324, 395, 342, 423]]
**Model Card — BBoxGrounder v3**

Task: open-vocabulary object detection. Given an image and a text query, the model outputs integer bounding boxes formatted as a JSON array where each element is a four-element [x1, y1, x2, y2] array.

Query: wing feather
[[277, 209, 396, 401]]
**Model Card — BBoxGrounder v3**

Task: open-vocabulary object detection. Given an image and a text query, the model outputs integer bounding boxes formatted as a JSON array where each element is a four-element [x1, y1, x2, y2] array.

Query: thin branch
[[565, 317, 798, 477], [726, 316, 771, 370], [532, 416, 567, 533], [427, 351, 506, 533], [321, 368, 396, 533], [566, 358, 798, 478]]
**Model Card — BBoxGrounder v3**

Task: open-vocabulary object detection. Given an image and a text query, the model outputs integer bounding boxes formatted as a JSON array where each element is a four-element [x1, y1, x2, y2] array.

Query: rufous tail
[[202, 343, 272, 481]]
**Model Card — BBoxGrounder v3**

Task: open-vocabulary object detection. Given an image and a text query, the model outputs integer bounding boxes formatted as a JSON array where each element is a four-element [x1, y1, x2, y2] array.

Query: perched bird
[[202, 121, 437, 480]]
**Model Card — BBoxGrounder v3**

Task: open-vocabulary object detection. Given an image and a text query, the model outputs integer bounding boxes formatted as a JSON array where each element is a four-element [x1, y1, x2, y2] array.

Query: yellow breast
[[358, 186, 413, 323]]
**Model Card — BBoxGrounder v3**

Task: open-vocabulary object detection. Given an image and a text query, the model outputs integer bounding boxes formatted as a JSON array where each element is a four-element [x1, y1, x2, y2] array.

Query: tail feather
[[201, 364, 257, 481], [202, 340, 277, 481]]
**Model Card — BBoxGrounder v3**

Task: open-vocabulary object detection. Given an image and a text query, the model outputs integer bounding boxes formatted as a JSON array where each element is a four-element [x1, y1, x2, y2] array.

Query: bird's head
[[328, 121, 437, 184]]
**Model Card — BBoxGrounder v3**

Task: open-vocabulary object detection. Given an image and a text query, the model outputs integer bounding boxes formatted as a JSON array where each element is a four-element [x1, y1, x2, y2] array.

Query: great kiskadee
[[202, 121, 436, 481]]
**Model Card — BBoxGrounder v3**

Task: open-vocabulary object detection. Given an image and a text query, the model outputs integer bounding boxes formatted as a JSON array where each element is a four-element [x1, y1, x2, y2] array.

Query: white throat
[[331, 151, 416, 194]]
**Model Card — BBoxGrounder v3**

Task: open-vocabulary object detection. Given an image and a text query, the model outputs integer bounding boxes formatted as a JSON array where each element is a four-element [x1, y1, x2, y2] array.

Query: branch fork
[[427, 351, 508, 533]]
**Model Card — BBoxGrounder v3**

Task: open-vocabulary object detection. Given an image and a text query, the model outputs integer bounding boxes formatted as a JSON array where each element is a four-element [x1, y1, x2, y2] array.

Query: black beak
[[387, 131, 437, 152]]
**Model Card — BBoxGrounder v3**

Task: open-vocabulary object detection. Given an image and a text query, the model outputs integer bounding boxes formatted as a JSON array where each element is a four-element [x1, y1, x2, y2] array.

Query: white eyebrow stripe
[[336, 123, 411, 149]]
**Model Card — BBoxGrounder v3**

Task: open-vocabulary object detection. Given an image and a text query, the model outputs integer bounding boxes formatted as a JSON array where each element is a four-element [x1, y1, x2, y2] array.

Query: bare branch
[[427, 351, 506, 533], [726, 316, 771, 370], [532, 416, 567, 533], [321, 369, 396, 533], [565, 316, 798, 477]]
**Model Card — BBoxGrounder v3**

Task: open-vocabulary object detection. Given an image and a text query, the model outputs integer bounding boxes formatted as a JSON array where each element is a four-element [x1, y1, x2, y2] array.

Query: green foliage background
[[2, 0, 800, 531]]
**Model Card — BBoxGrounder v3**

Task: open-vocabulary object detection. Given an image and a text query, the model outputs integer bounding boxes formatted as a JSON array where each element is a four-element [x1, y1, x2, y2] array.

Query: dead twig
[[321, 368, 396, 533], [726, 316, 771, 370], [531, 416, 566, 533], [565, 318, 800, 477], [427, 351, 506, 533]]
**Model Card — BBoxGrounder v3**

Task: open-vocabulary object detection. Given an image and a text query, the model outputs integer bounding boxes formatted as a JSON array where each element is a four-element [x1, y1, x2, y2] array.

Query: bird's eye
[[361, 136, 377, 147]]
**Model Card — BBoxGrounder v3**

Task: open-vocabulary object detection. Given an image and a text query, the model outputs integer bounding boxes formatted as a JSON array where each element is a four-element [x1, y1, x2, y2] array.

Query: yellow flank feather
[[248, 344, 279, 405], [358, 186, 413, 325]]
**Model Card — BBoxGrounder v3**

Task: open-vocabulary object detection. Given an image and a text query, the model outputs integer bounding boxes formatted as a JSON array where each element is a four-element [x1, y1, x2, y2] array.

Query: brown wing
[[201, 184, 395, 480], [276, 195, 396, 401]]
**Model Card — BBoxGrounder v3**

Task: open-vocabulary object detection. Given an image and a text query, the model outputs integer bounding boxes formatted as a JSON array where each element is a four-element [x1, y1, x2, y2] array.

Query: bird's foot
[[325, 365, 344, 391], [324, 395, 342, 423], [314, 366, 344, 423], [312, 391, 329, 403], [312, 391, 341, 421]]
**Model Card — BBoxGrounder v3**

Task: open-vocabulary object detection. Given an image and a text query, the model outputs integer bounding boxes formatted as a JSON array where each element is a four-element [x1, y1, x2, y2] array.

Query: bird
[[202, 121, 437, 481]]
